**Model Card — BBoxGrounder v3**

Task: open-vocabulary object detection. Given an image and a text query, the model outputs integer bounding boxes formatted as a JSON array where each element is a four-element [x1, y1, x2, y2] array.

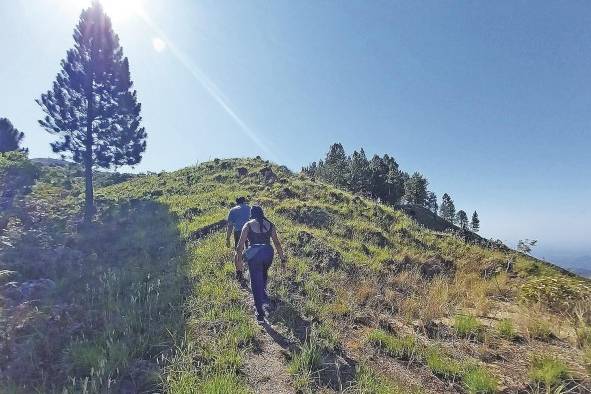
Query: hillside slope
[[1, 155, 590, 393]]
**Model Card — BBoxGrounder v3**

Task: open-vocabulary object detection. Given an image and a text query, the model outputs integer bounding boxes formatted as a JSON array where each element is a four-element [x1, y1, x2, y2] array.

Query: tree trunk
[[83, 157, 94, 223], [84, 82, 95, 223]]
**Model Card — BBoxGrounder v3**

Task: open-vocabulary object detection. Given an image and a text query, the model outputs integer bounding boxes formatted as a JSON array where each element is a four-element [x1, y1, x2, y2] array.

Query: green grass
[[288, 341, 322, 392], [425, 347, 464, 380], [352, 364, 415, 393], [453, 314, 483, 339], [367, 329, 417, 360], [497, 318, 516, 340], [2, 154, 586, 392], [529, 355, 569, 389], [463, 366, 498, 393]]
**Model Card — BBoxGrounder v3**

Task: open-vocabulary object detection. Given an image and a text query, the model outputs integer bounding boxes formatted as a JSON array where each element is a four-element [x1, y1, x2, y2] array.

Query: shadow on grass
[[0, 198, 187, 393]]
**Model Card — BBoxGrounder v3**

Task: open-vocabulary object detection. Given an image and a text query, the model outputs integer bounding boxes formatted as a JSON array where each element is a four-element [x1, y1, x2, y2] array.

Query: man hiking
[[226, 196, 251, 282]]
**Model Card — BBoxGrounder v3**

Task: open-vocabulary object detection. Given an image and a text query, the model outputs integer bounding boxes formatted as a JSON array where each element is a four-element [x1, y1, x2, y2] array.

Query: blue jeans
[[246, 244, 274, 318]]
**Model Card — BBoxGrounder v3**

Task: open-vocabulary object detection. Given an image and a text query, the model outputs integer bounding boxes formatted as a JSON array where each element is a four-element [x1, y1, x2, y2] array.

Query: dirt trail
[[241, 281, 295, 394]]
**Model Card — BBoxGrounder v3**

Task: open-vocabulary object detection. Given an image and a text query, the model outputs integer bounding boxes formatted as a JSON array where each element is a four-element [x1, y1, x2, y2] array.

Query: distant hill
[[1, 155, 590, 392]]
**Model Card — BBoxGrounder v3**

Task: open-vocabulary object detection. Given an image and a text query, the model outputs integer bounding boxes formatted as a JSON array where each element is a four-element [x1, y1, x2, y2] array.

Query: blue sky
[[1, 0, 590, 263]]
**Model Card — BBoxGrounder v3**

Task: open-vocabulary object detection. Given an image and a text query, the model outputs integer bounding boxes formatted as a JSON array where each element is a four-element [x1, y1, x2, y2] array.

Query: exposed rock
[[259, 167, 277, 183], [277, 204, 333, 228]]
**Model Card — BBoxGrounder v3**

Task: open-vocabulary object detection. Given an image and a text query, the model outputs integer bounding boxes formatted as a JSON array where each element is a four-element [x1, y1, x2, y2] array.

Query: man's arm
[[226, 222, 233, 247]]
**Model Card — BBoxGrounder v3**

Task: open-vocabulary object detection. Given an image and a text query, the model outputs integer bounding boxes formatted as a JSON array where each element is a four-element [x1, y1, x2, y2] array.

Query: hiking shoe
[[256, 314, 268, 325], [262, 303, 273, 317]]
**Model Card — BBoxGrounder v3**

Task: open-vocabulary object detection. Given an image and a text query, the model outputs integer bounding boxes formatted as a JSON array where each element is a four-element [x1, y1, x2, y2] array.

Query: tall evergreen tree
[[439, 193, 456, 223], [368, 154, 388, 199], [383, 155, 405, 204], [320, 143, 350, 188], [471, 211, 480, 232], [456, 210, 469, 229], [404, 172, 429, 206], [37, 2, 146, 222], [426, 191, 438, 213], [0, 118, 27, 153], [349, 148, 371, 193]]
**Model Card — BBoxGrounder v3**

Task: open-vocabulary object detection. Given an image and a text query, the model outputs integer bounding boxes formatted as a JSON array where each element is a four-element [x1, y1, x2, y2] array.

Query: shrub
[[463, 366, 498, 393], [367, 329, 417, 360], [497, 318, 516, 340], [529, 355, 569, 389], [453, 314, 482, 339]]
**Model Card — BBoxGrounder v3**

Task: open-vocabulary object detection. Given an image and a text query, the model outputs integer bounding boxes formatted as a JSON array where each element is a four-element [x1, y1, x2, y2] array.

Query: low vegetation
[[2, 155, 590, 392]]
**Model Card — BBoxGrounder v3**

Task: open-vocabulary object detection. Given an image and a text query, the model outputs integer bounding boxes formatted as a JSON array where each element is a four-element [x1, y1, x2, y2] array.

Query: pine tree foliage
[[404, 172, 429, 206], [426, 191, 438, 213], [317, 143, 350, 188], [471, 211, 480, 232], [304, 144, 475, 220], [456, 210, 469, 229], [349, 148, 371, 193], [37, 2, 146, 221], [439, 193, 456, 223], [0, 118, 27, 153]]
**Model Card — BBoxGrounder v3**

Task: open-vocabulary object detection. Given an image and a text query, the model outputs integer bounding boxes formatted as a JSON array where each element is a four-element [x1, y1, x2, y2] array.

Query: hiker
[[226, 196, 251, 282], [236, 205, 287, 324]]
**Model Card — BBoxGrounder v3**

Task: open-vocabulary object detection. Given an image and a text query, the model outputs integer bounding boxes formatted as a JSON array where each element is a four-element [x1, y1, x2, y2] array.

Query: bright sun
[[99, 0, 144, 21], [60, 0, 144, 22]]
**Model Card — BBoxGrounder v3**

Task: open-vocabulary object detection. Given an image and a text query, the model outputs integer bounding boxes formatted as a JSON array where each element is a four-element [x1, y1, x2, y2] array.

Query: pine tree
[[0, 118, 27, 153], [403, 172, 429, 206], [320, 143, 350, 188], [439, 193, 456, 223], [37, 2, 146, 222], [382, 155, 405, 204], [369, 154, 388, 199], [471, 211, 480, 232], [456, 210, 469, 229], [426, 192, 438, 213], [349, 148, 371, 194]]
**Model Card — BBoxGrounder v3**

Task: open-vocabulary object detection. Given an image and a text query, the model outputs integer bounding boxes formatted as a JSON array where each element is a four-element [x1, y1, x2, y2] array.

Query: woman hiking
[[236, 205, 287, 324]]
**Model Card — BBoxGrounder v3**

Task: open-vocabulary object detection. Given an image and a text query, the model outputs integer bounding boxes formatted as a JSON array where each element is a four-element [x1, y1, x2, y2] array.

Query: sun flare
[[59, 0, 144, 22]]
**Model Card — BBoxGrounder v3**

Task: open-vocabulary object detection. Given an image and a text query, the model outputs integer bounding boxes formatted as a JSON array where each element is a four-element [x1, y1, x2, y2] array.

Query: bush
[[529, 355, 569, 389], [497, 318, 516, 340], [367, 329, 417, 360], [463, 366, 498, 393]]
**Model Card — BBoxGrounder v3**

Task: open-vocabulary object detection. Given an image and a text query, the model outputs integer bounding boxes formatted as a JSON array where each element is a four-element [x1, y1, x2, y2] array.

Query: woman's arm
[[271, 227, 287, 268], [236, 223, 250, 256]]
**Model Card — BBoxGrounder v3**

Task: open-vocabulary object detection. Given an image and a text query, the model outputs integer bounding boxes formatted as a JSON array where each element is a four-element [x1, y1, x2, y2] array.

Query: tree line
[[303, 143, 480, 232], [1, 1, 146, 223]]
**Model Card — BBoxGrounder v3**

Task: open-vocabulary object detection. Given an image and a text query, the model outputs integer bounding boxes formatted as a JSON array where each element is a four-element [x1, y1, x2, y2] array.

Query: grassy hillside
[[1, 155, 590, 393]]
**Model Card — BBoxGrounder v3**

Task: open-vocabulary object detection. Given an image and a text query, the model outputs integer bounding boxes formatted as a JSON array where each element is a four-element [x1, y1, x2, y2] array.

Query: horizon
[[2, 0, 590, 264]]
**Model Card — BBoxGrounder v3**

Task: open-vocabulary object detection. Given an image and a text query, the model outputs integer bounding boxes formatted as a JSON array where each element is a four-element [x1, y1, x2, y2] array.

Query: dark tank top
[[248, 220, 272, 245]]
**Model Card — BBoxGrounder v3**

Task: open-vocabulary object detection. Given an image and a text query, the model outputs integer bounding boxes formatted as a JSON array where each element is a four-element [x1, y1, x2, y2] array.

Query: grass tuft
[[463, 366, 498, 393], [529, 355, 569, 389], [367, 329, 417, 360], [497, 318, 516, 340], [453, 314, 482, 339]]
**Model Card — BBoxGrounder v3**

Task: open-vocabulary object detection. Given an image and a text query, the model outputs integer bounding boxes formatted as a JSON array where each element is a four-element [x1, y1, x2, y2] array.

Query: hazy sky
[[1, 0, 590, 260]]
